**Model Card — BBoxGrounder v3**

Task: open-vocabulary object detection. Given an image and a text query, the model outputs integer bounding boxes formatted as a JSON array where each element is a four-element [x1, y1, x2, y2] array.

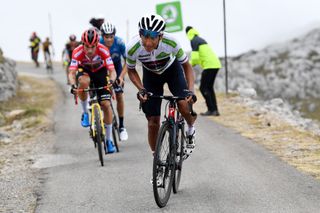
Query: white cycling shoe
[[119, 128, 128, 141], [184, 131, 196, 159]]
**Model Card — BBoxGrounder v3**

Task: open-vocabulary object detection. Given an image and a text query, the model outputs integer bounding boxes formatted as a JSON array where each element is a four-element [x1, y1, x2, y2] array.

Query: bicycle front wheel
[[153, 122, 175, 208], [173, 123, 185, 193], [93, 106, 104, 166]]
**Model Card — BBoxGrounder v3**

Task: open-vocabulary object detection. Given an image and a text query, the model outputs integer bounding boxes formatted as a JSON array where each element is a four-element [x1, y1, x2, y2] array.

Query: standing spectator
[[186, 26, 221, 116], [29, 32, 41, 67]]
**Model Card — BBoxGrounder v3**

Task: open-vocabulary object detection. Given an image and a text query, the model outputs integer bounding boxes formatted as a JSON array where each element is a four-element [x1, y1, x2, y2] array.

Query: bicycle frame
[[73, 85, 113, 138]]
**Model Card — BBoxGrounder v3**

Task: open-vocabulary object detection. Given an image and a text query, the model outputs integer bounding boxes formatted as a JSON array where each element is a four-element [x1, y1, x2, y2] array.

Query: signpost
[[156, 1, 183, 32]]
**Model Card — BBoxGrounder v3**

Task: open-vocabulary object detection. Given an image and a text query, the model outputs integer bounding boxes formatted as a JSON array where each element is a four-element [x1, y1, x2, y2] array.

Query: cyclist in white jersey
[[123, 14, 197, 158]]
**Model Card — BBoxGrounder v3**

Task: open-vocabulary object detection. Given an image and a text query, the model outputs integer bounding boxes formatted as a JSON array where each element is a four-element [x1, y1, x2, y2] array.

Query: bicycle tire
[[112, 119, 119, 152], [93, 105, 104, 166], [173, 122, 185, 193], [110, 103, 119, 152], [153, 122, 175, 208]]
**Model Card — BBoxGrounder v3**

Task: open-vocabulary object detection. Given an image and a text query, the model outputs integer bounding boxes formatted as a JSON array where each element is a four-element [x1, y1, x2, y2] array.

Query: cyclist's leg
[[76, 71, 90, 102], [76, 70, 90, 127], [115, 91, 129, 140], [100, 100, 112, 138], [142, 68, 164, 152], [92, 67, 115, 153], [44, 51, 49, 68], [34, 50, 39, 67], [115, 92, 124, 125], [165, 60, 196, 127], [166, 60, 197, 154], [46, 51, 52, 68]]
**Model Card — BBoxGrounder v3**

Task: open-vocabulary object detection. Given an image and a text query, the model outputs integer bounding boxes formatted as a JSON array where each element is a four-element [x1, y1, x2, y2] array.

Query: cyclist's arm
[[108, 67, 117, 82], [68, 57, 79, 85], [118, 63, 127, 83], [68, 70, 77, 85], [118, 39, 127, 81], [127, 67, 144, 91], [182, 61, 195, 92]]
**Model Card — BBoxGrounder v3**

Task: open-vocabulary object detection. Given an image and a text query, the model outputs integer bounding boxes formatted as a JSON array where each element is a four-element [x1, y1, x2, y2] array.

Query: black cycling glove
[[137, 88, 148, 101], [185, 90, 197, 103], [70, 84, 77, 95]]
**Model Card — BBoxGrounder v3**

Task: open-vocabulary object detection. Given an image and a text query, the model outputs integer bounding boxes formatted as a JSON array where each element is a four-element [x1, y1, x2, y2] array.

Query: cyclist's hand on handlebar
[[115, 78, 124, 87], [70, 84, 77, 95], [108, 79, 114, 85], [137, 88, 148, 103], [185, 90, 197, 104]]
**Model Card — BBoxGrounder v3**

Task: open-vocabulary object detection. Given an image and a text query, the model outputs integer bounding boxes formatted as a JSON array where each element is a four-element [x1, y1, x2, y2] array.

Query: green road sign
[[156, 1, 183, 32]]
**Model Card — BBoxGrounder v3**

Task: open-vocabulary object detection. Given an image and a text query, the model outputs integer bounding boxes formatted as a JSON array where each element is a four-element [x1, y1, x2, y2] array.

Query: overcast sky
[[1, 0, 320, 61]]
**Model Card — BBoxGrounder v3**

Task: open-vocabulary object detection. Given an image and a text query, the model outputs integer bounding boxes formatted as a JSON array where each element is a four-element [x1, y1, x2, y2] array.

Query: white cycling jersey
[[126, 32, 188, 74]]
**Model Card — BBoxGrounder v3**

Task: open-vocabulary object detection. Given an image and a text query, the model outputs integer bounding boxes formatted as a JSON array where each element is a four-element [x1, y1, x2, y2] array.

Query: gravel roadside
[[0, 76, 60, 213]]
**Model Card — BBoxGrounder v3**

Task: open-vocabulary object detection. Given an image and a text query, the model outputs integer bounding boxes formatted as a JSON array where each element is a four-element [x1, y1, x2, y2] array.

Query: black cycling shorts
[[141, 59, 188, 117], [76, 67, 111, 102]]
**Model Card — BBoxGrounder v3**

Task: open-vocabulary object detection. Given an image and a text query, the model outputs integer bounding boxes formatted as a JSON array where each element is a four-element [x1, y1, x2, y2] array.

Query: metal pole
[[223, 0, 229, 95], [48, 13, 55, 58]]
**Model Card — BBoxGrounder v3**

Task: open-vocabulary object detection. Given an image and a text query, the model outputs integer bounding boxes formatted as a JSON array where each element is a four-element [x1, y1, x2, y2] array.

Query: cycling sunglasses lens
[[139, 29, 159, 38]]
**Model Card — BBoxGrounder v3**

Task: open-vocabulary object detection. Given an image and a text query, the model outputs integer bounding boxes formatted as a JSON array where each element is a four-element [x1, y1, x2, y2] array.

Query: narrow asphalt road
[[17, 62, 320, 213]]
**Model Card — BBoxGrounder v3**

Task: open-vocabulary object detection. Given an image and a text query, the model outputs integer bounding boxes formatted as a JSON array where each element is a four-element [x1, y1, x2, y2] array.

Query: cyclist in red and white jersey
[[68, 28, 117, 153]]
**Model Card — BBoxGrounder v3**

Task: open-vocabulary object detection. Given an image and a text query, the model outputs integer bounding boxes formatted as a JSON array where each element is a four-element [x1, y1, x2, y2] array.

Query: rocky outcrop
[[0, 49, 17, 101], [215, 28, 320, 120]]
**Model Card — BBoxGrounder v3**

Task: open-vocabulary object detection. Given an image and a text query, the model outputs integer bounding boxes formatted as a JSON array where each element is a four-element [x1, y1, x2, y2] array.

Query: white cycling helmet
[[100, 21, 116, 35], [138, 14, 166, 33]]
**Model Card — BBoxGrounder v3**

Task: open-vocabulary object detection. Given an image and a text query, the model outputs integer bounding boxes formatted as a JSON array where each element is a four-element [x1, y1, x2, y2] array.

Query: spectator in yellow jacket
[[186, 26, 221, 116]]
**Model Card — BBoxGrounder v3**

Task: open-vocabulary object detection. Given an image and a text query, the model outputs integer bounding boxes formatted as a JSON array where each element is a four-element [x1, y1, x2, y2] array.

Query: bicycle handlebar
[[74, 84, 113, 93], [72, 83, 113, 105], [148, 94, 186, 101], [139, 93, 197, 117]]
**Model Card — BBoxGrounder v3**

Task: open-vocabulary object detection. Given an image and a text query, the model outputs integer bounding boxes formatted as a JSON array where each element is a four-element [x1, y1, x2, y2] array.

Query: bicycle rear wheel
[[153, 122, 175, 208], [93, 106, 104, 166], [173, 123, 185, 193], [111, 103, 119, 152]]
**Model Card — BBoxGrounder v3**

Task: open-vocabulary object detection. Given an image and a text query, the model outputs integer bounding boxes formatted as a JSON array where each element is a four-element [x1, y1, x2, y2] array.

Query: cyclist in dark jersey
[[125, 14, 197, 158], [100, 21, 128, 141], [64, 34, 80, 84], [29, 32, 41, 67], [42, 37, 52, 69]]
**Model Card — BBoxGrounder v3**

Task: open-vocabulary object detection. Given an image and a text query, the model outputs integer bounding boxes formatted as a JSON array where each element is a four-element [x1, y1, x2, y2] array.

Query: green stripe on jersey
[[128, 42, 141, 56], [156, 52, 170, 59], [126, 57, 136, 64], [176, 48, 184, 59], [162, 38, 177, 48]]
